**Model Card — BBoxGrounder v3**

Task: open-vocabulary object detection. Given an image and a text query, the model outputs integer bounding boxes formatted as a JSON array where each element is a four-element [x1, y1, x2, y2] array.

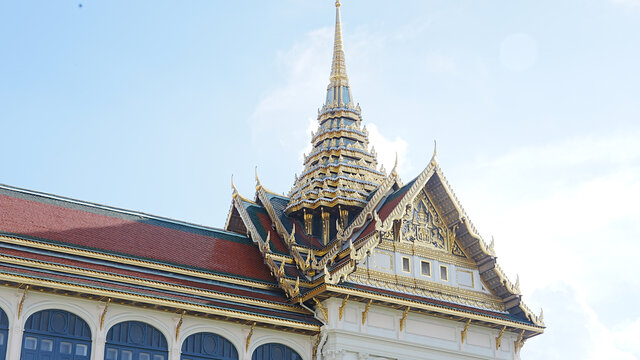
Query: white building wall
[[364, 249, 489, 295], [0, 287, 313, 360], [0, 286, 522, 360], [319, 298, 520, 360]]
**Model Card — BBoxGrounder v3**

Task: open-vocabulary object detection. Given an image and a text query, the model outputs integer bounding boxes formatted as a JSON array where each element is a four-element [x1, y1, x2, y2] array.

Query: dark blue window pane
[[20, 309, 91, 360], [342, 86, 350, 104], [105, 321, 168, 360], [326, 88, 334, 104], [181, 332, 238, 360], [0, 307, 8, 360], [251, 343, 302, 360]]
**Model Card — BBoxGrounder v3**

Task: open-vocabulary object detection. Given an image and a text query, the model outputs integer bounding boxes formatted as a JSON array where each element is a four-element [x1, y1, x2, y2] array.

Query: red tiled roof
[[0, 262, 317, 325], [0, 186, 321, 328], [0, 245, 288, 304], [0, 193, 274, 283]]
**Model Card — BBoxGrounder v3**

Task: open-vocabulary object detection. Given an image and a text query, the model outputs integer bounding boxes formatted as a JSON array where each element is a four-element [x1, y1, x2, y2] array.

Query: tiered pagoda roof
[[286, 1, 385, 215], [0, 1, 544, 355]]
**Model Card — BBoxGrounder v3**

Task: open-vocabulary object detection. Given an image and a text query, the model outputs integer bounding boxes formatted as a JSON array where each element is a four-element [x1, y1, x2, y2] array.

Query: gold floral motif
[[100, 298, 111, 330], [339, 295, 349, 320], [495, 326, 506, 350], [451, 241, 466, 258], [460, 319, 471, 343], [17, 285, 29, 318]]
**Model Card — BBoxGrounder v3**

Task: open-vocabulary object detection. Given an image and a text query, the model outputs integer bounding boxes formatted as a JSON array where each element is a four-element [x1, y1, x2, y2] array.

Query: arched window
[[252, 343, 302, 360], [20, 309, 91, 360], [105, 321, 168, 360], [181, 332, 238, 360], [0, 307, 8, 360]]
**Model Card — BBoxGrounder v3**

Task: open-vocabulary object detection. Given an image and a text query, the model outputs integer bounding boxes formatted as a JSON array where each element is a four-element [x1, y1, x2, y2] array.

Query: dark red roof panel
[[0, 187, 274, 283]]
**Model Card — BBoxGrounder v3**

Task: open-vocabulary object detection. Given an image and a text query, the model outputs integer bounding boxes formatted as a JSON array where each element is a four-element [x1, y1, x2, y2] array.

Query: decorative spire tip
[[231, 174, 238, 197], [429, 140, 438, 164], [391, 152, 398, 176]]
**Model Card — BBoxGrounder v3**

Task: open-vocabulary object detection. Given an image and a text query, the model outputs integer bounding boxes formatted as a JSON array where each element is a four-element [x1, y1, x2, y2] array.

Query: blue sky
[[2, 0, 640, 358]]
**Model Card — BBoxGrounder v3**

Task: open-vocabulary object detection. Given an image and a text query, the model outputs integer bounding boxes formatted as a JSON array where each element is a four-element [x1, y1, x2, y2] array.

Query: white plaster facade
[[365, 250, 490, 296], [317, 298, 521, 360], [0, 285, 526, 360], [0, 287, 313, 360]]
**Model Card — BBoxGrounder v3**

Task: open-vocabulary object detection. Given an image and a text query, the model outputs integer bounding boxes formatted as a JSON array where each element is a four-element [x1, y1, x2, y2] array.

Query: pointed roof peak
[[330, 0, 347, 84], [286, 1, 384, 214], [325, 0, 352, 108]]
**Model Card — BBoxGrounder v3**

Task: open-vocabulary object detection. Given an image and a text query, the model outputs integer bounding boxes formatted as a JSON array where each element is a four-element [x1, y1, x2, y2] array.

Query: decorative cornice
[[321, 284, 543, 334], [0, 234, 276, 290], [348, 267, 505, 312], [0, 253, 305, 313], [0, 272, 319, 332]]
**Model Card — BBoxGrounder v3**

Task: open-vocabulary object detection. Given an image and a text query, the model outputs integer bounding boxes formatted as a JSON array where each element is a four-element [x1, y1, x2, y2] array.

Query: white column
[[92, 329, 106, 360], [169, 343, 180, 360], [7, 291, 23, 360], [242, 327, 251, 360], [92, 302, 106, 360], [7, 318, 23, 360]]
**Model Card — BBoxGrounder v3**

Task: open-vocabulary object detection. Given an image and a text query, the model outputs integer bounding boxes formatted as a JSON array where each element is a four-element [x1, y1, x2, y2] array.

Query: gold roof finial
[[285, 0, 385, 214], [325, 0, 351, 107], [255, 166, 262, 190], [231, 174, 238, 198]]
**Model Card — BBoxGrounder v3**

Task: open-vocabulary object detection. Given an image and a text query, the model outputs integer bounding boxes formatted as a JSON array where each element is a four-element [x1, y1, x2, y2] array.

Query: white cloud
[[424, 53, 458, 76], [612, 318, 640, 355], [455, 132, 640, 359], [250, 27, 332, 157], [368, 123, 410, 176], [250, 25, 415, 181], [482, 132, 640, 170], [611, 0, 640, 8], [499, 33, 538, 71]]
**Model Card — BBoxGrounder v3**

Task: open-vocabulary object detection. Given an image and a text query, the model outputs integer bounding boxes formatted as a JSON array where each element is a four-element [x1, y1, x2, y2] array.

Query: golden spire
[[326, 0, 352, 108], [286, 1, 384, 216], [331, 1, 348, 86]]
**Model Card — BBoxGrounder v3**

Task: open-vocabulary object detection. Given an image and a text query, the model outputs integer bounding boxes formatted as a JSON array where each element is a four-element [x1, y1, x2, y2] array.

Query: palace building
[[0, 2, 544, 360]]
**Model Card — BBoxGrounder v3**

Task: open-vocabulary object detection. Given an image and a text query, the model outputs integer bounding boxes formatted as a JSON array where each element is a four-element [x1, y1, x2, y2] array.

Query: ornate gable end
[[345, 162, 506, 314], [337, 158, 543, 329], [383, 187, 467, 259]]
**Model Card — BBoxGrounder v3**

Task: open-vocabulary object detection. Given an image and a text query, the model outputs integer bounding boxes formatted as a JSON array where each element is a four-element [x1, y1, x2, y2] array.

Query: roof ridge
[[0, 183, 229, 235]]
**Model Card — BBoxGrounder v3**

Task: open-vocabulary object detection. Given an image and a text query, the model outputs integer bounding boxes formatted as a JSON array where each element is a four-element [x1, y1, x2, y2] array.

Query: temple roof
[[0, 184, 321, 333], [0, 0, 544, 347], [286, 1, 384, 215], [228, 136, 544, 339]]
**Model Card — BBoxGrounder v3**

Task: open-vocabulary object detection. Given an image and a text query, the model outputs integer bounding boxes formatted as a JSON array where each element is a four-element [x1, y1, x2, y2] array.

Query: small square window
[[421, 261, 431, 276], [139, 353, 150, 360], [41, 339, 53, 351], [24, 337, 37, 350], [60, 342, 72, 354], [440, 265, 448, 281], [76, 343, 88, 356], [105, 348, 118, 360], [122, 350, 133, 360], [153, 355, 165, 360], [401, 257, 410, 272]]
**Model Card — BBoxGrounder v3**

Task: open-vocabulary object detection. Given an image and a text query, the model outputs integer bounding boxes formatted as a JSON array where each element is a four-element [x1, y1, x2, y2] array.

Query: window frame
[[401, 256, 411, 273], [440, 265, 449, 281], [420, 260, 432, 277]]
